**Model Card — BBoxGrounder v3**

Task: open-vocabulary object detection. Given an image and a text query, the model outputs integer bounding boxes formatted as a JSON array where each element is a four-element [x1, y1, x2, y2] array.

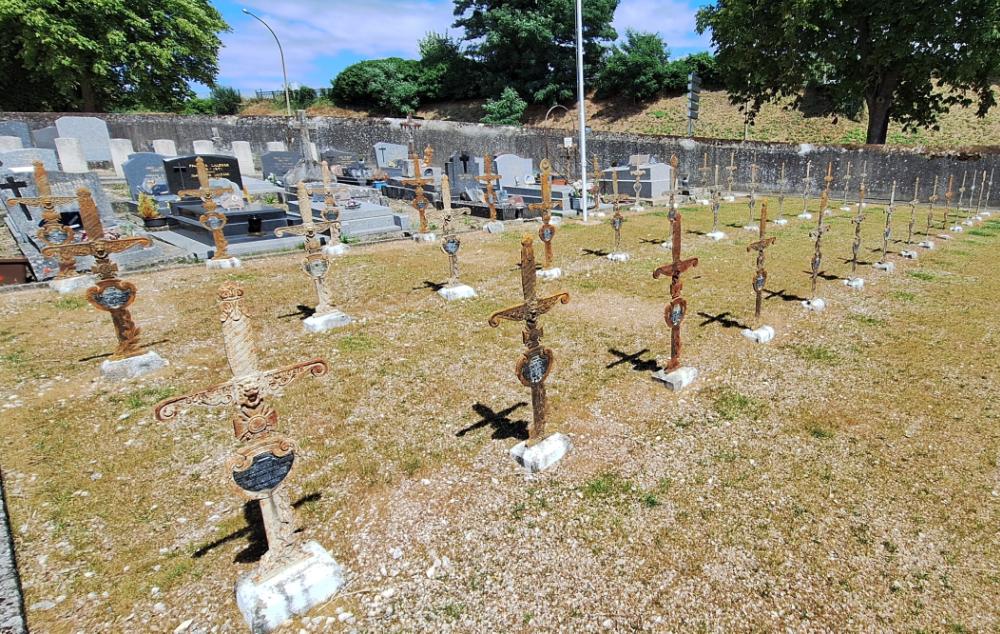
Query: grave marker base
[[437, 284, 477, 301], [49, 274, 96, 294], [510, 432, 572, 473], [651, 366, 698, 391], [100, 351, 168, 380], [303, 310, 353, 333]]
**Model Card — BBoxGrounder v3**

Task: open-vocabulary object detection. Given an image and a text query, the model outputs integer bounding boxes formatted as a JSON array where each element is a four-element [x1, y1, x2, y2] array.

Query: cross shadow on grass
[[764, 288, 808, 303], [415, 280, 446, 292], [456, 402, 529, 441], [278, 305, 315, 320], [639, 237, 665, 245], [191, 492, 322, 563], [78, 339, 170, 363], [606, 348, 660, 373], [814, 270, 846, 282], [687, 229, 707, 236], [581, 248, 610, 257], [697, 311, 749, 330]]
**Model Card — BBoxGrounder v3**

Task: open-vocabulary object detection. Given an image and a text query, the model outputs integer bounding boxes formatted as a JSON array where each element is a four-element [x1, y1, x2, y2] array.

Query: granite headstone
[[54, 116, 112, 162]]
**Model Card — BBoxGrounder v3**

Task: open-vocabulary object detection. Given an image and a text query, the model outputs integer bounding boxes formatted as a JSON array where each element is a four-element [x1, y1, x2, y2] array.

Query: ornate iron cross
[[943, 174, 955, 229], [529, 159, 558, 269], [154, 282, 328, 581], [698, 153, 712, 195], [275, 182, 340, 316], [610, 205, 624, 253], [475, 154, 502, 222], [747, 201, 776, 321], [776, 162, 787, 217], [801, 159, 813, 214], [957, 170, 968, 209], [401, 151, 435, 234], [653, 211, 698, 371], [841, 161, 853, 205], [400, 113, 422, 154], [747, 155, 759, 223], [906, 177, 920, 244], [488, 236, 570, 444], [590, 155, 602, 207], [6, 161, 79, 276], [810, 179, 831, 298], [710, 186, 722, 234], [178, 157, 233, 260], [881, 181, 896, 262], [725, 150, 736, 197], [289, 109, 319, 160], [985, 168, 994, 210], [849, 183, 867, 274], [976, 170, 987, 214], [42, 188, 151, 359], [306, 160, 344, 244], [631, 164, 644, 207], [926, 175, 939, 237], [437, 175, 472, 287]]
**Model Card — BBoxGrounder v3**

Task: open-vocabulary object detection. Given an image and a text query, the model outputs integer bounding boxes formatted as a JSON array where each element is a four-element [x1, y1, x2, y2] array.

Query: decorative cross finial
[[401, 151, 434, 234], [653, 211, 698, 371], [476, 154, 502, 222]]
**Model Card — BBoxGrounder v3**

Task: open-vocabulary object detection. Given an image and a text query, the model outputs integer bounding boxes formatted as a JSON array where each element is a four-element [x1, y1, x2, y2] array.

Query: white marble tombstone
[[108, 138, 134, 177], [193, 139, 216, 154], [231, 141, 256, 176], [0, 136, 23, 152], [55, 138, 88, 173], [54, 116, 111, 162], [151, 139, 177, 156], [266, 141, 287, 152]]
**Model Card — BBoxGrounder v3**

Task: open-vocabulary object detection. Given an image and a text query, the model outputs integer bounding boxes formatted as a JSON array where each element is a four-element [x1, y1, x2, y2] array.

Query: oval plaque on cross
[[516, 346, 554, 387], [87, 279, 138, 313], [442, 237, 461, 256], [539, 224, 556, 243], [227, 436, 296, 499]]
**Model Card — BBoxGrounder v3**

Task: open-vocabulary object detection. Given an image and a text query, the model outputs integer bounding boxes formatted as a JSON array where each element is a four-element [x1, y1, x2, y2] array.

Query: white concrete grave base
[[651, 366, 698, 391], [322, 243, 349, 257], [660, 241, 672, 250], [549, 216, 563, 225], [918, 240, 935, 249], [303, 310, 352, 333], [536, 267, 562, 280], [510, 432, 572, 473], [723, 195, 736, 202], [483, 221, 506, 234], [962, 219, 974, 226], [874, 261, 896, 273], [802, 298, 826, 312], [900, 250, 918, 259], [631, 204, 645, 212], [774, 218, 789, 226], [235, 540, 344, 634], [437, 284, 477, 301], [950, 225, 964, 233], [741, 325, 775, 344], [696, 198, 710, 206], [980, 211, 991, 217], [797, 212, 813, 220], [706, 231, 726, 241], [844, 277, 865, 290], [606, 252, 630, 262], [743, 225, 757, 232], [49, 274, 96, 294], [101, 351, 168, 380], [206, 257, 242, 269], [414, 232, 436, 242], [937, 233, 953, 241], [840, 205, 852, 212]]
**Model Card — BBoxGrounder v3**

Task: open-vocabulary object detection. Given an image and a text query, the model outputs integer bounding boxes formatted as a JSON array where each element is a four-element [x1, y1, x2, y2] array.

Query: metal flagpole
[[575, 0, 589, 222]]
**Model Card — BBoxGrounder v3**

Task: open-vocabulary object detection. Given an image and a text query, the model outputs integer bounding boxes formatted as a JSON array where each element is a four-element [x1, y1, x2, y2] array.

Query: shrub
[[481, 87, 527, 125], [330, 58, 423, 115], [594, 30, 670, 102], [180, 97, 214, 115], [210, 86, 242, 115]]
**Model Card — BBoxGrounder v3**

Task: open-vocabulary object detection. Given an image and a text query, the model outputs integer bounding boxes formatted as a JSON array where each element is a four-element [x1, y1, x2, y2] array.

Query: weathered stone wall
[[5, 111, 999, 204]]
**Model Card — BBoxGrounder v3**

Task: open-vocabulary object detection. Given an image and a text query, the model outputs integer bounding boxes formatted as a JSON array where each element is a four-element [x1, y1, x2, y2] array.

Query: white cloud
[[219, 0, 456, 89], [613, 0, 712, 54]]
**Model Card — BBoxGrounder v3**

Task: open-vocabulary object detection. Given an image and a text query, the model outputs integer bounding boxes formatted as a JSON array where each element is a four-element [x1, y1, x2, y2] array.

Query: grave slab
[[510, 433, 572, 473], [438, 284, 477, 301], [651, 366, 698, 391], [741, 325, 776, 343], [303, 310, 353, 333], [151, 139, 177, 157], [0, 137, 22, 152]]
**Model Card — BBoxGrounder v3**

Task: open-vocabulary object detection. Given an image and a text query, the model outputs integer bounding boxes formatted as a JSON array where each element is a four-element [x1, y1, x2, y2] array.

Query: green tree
[[0, 0, 228, 112], [453, 0, 619, 105], [481, 87, 528, 125], [210, 86, 242, 115], [418, 32, 483, 101], [330, 58, 423, 115], [594, 30, 670, 102], [696, 0, 1000, 144]]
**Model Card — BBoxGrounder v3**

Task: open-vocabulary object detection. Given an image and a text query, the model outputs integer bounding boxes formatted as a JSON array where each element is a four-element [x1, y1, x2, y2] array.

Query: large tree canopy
[[696, 0, 1000, 144], [453, 0, 619, 105], [0, 0, 228, 112]]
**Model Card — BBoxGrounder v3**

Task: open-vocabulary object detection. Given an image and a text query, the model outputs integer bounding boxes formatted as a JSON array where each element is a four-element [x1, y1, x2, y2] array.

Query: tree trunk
[[864, 73, 898, 145], [80, 73, 97, 112]]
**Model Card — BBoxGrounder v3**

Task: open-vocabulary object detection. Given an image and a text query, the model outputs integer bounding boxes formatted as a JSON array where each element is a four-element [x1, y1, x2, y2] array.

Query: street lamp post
[[574, 0, 589, 222], [242, 8, 292, 117]]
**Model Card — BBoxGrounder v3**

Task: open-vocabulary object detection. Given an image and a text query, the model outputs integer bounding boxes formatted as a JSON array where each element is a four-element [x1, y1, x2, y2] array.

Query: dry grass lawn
[[0, 198, 998, 632]]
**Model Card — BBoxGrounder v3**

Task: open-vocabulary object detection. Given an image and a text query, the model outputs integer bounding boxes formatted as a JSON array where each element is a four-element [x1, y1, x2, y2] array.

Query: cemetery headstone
[[0, 121, 31, 147], [0, 149, 58, 173], [0, 137, 22, 152], [108, 139, 134, 177], [266, 141, 287, 152], [445, 150, 483, 195], [178, 157, 240, 266], [151, 139, 177, 157], [231, 141, 256, 176], [495, 153, 534, 188], [54, 116, 111, 162], [153, 282, 341, 632], [122, 152, 169, 200], [55, 138, 88, 173], [31, 126, 58, 150], [260, 151, 299, 183], [488, 235, 572, 472], [374, 142, 409, 170], [193, 139, 216, 154], [164, 154, 243, 193]]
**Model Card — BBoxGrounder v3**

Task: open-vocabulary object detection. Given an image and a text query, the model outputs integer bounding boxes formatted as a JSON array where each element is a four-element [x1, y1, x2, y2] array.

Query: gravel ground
[[0, 199, 997, 633]]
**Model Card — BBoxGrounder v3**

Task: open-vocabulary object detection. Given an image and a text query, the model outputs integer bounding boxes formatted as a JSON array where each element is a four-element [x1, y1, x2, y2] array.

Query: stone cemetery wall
[[4, 111, 1000, 203]]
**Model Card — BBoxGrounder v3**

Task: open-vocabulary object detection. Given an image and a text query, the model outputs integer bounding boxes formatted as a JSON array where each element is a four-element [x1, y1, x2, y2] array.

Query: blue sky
[[209, 0, 713, 94]]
